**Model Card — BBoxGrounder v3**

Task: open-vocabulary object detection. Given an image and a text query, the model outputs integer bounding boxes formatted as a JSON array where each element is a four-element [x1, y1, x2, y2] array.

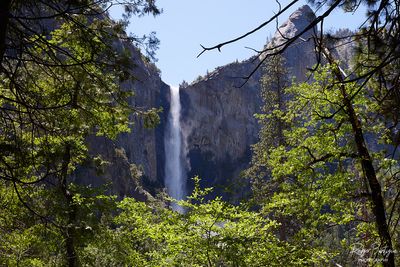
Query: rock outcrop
[[266, 5, 317, 81], [73, 41, 170, 200], [180, 5, 318, 198], [74, 5, 354, 201]]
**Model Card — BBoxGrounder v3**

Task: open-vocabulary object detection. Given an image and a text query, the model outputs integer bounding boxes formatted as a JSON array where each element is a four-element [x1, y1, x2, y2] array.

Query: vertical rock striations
[[73, 41, 169, 200], [265, 5, 317, 81], [180, 5, 318, 198], [73, 5, 354, 201]]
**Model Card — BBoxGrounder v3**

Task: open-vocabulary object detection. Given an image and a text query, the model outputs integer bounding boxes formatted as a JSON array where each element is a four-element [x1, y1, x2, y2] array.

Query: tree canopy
[[0, 1, 161, 265], [0, 1, 399, 266]]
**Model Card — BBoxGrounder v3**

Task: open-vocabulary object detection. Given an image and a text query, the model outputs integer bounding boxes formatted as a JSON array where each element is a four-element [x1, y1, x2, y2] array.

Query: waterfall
[[164, 86, 185, 211]]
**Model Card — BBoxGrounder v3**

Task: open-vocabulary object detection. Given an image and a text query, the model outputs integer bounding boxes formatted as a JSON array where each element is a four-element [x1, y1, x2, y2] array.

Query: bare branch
[[197, 0, 300, 58]]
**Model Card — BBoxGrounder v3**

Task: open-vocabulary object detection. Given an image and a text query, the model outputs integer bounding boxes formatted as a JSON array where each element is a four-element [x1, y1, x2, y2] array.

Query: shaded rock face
[[180, 60, 263, 198], [73, 40, 169, 200], [115, 45, 170, 193], [266, 5, 317, 81], [73, 5, 354, 201], [180, 5, 318, 198]]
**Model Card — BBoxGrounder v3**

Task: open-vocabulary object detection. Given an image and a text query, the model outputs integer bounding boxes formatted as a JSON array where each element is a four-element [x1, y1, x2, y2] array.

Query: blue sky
[[110, 1, 367, 86]]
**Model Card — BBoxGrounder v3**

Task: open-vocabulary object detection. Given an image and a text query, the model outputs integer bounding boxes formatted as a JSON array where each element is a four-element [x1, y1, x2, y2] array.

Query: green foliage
[[1, 1, 399, 266], [0, 180, 118, 266], [247, 54, 289, 204], [0, 175, 334, 266], [0, 1, 162, 265], [77, 177, 329, 267], [251, 62, 399, 264]]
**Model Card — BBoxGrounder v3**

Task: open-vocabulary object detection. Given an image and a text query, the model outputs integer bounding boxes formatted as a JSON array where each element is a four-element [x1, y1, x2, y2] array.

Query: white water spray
[[164, 86, 185, 211]]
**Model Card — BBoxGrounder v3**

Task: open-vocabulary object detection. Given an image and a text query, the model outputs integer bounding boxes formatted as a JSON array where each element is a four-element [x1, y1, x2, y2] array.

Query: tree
[[322, 46, 395, 266], [0, 0, 161, 189], [89, 177, 332, 266], [3, 175, 333, 266], [0, 0, 160, 64], [0, 181, 118, 266], [247, 54, 289, 203], [199, 1, 399, 265], [0, 1, 161, 266], [198, 0, 400, 89], [251, 57, 398, 265]]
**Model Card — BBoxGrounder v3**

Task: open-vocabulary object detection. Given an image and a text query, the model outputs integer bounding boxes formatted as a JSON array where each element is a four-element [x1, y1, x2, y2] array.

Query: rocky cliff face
[[73, 41, 170, 200], [180, 5, 318, 198], [75, 5, 354, 201], [180, 59, 263, 198], [266, 5, 317, 81]]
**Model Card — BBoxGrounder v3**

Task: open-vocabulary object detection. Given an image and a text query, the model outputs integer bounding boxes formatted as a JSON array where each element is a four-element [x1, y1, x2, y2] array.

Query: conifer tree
[[0, 1, 161, 265]]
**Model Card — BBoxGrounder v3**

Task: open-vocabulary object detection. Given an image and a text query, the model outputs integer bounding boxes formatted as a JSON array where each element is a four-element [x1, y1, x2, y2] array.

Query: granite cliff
[[179, 5, 318, 198], [76, 5, 353, 200], [73, 41, 170, 200]]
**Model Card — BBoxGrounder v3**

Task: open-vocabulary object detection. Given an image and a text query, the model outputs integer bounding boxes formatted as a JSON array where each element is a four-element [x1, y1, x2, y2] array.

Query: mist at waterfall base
[[164, 86, 186, 212]]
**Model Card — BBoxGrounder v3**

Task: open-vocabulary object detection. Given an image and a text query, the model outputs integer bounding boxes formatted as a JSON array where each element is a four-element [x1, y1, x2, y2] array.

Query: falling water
[[164, 86, 185, 211]]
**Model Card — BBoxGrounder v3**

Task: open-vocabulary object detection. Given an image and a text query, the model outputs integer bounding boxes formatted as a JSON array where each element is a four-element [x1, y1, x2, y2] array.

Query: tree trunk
[[60, 143, 78, 267], [0, 0, 11, 66], [322, 48, 395, 267]]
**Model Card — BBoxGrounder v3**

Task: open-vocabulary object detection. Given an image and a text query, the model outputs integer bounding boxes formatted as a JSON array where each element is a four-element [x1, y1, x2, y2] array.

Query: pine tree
[[0, 1, 161, 265], [248, 54, 289, 204]]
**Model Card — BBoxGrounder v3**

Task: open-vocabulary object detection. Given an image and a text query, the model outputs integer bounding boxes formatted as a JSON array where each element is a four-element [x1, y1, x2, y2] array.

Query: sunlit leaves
[[109, 178, 322, 266]]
